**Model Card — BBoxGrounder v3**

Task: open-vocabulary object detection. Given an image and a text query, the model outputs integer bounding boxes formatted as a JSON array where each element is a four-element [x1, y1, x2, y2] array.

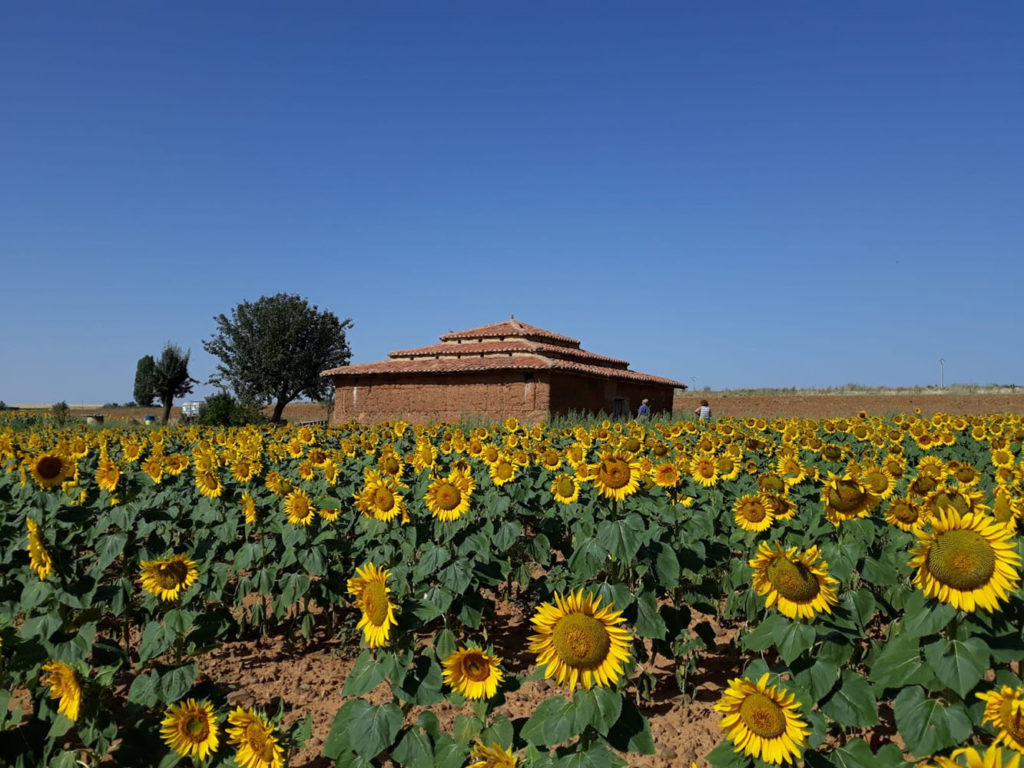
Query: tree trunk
[[161, 397, 172, 425], [271, 399, 287, 423]]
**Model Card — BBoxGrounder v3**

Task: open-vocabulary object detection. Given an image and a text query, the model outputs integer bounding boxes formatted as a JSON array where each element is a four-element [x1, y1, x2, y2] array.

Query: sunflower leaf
[[522, 696, 575, 746], [773, 619, 815, 664], [893, 685, 972, 757], [899, 590, 956, 638], [342, 650, 385, 697], [391, 728, 433, 768], [635, 591, 667, 640], [705, 739, 749, 768], [868, 633, 931, 689], [606, 698, 654, 754], [554, 742, 627, 768], [323, 699, 403, 759], [922, 637, 989, 698], [820, 671, 878, 727]]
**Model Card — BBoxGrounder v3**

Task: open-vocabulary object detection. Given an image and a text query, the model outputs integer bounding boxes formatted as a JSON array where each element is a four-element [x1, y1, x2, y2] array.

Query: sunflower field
[[3, 410, 1024, 768]]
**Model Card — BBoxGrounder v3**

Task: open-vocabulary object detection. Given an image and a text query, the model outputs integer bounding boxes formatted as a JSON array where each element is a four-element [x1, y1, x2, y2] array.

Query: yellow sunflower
[[468, 741, 518, 768], [441, 646, 504, 700], [195, 469, 223, 499], [588, 453, 642, 501], [40, 660, 81, 721], [284, 488, 315, 526], [689, 455, 720, 488], [141, 455, 164, 484], [140, 555, 199, 601], [883, 497, 928, 532], [651, 461, 681, 488], [355, 472, 407, 523], [909, 508, 1021, 612], [529, 589, 632, 690], [26, 519, 53, 581], [29, 452, 72, 490], [425, 471, 473, 522], [226, 706, 284, 768], [978, 685, 1024, 754], [550, 473, 581, 504], [240, 492, 257, 524], [749, 542, 839, 619], [489, 456, 518, 487], [347, 562, 398, 647], [924, 746, 1022, 768], [161, 698, 220, 761], [734, 495, 775, 533], [821, 473, 878, 526], [95, 458, 121, 493], [715, 673, 809, 765]]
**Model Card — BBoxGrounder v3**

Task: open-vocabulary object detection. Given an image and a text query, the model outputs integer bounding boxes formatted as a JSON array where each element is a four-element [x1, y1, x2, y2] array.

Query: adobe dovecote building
[[321, 319, 686, 425]]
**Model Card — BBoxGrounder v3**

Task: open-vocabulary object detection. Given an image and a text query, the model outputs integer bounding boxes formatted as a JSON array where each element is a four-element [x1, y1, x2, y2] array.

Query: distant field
[[9, 389, 1024, 423], [671, 389, 1024, 418]]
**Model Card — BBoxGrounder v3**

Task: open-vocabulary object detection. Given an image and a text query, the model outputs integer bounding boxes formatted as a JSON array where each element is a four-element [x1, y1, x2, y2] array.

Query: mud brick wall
[[331, 372, 552, 425]]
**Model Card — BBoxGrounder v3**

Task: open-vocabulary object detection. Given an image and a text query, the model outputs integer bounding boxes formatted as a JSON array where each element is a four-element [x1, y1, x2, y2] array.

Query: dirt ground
[[201, 601, 728, 768]]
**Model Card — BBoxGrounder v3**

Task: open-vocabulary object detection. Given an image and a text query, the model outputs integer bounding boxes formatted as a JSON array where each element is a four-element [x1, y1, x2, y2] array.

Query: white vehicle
[[180, 401, 203, 422]]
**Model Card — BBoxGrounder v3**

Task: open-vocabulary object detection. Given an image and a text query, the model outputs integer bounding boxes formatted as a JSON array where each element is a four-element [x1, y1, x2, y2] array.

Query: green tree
[[151, 344, 198, 424], [203, 293, 352, 423], [197, 391, 264, 427], [133, 355, 156, 407]]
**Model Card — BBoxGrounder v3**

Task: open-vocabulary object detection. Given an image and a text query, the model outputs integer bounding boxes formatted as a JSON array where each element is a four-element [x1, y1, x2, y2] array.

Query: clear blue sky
[[2, 2, 1022, 404]]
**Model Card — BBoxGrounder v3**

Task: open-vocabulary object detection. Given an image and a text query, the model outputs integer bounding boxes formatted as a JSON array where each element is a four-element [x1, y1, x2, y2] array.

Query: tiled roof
[[323, 354, 684, 387], [321, 318, 685, 388], [389, 339, 629, 369], [439, 319, 579, 346]]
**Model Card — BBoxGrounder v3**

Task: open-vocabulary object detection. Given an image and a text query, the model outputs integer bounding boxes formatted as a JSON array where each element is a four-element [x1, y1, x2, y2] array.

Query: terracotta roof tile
[[439, 319, 579, 346], [323, 354, 685, 387], [389, 339, 629, 368]]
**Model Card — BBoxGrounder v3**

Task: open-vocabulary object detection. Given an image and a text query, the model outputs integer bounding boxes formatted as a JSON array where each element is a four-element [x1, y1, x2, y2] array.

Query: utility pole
[[939, 358, 945, 388]]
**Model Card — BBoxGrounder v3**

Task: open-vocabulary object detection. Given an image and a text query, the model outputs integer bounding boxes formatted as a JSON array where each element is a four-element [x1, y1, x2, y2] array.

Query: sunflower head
[[529, 589, 632, 690], [140, 555, 199, 601], [909, 508, 1022, 612], [40, 660, 81, 721], [442, 646, 504, 700], [161, 699, 220, 761], [347, 562, 398, 647], [715, 673, 809, 765], [226, 706, 284, 768], [749, 542, 839, 619]]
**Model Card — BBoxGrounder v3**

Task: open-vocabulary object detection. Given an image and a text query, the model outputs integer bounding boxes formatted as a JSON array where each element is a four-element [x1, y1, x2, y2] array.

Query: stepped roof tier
[[322, 319, 685, 388]]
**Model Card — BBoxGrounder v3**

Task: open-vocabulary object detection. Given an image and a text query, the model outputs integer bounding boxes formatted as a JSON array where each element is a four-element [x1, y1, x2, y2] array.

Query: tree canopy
[[203, 293, 352, 422], [151, 344, 198, 424], [133, 355, 156, 407]]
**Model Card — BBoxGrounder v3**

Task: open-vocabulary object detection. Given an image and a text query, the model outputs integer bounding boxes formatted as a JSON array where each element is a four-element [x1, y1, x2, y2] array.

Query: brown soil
[[199, 601, 730, 768], [672, 391, 1024, 419]]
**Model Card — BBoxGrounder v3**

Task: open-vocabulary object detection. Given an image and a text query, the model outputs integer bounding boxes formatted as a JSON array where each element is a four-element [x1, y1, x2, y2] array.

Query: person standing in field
[[694, 399, 711, 424], [637, 398, 650, 419]]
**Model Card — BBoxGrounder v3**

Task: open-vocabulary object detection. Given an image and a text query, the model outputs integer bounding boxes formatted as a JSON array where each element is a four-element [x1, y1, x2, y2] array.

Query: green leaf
[[95, 532, 128, 570], [391, 728, 434, 768], [453, 714, 482, 745], [814, 738, 877, 768], [900, 590, 956, 638], [433, 736, 467, 768], [323, 699, 403, 759], [869, 633, 931, 688], [159, 664, 196, 703], [342, 650, 386, 697], [522, 696, 576, 746], [893, 686, 972, 757], [922, 636, 989, 697], [574, 686, 623, 736], [127, 671, 160, 707], [138, 621, 176, 665], [773, 619, 815, 664], [654, 543, 681, 587], [479, 716, 514, 748], [820, 671, 878, 727], [396, 656, 444, 706], [434, 629, 457, 661], [635, 591, 667, 640], [861, 556, 898, 587], [596, 514, 645, 561], [705, 739, 749, 768], [554, 742, 627, 768], [741, 613, 785, 652], [607, 698, 654, 755]]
